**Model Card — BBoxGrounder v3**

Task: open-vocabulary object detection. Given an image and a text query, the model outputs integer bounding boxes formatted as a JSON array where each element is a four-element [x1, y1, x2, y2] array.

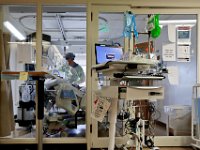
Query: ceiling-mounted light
[[4, 21, 26, 40], [65, 45, 69, 49], [159, 20, 196, 25]]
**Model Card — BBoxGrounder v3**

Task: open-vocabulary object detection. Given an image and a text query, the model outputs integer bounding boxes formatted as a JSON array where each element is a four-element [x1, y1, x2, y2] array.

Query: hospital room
[[0, 1, 199, 150]]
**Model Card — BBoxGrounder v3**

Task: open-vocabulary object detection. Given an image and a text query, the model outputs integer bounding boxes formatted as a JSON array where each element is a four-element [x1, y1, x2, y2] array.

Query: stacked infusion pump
[[15, 80, 36, 129]]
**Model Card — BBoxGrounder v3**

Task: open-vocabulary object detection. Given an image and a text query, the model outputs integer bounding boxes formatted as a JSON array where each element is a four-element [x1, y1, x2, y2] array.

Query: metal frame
[[56, 14, 68, 42], [191, 84, 200, 149]]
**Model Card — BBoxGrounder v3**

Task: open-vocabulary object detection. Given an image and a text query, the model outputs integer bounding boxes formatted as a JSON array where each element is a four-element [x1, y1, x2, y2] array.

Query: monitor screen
[[178, 30, 190, 39], [60, 90, 76, 100], [95, 44, 123, 64], [24, 63, 35, 71]]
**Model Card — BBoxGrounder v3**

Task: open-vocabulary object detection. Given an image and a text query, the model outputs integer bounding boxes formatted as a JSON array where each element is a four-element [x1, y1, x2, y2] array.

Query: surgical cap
[[65, 52, 75, 60]]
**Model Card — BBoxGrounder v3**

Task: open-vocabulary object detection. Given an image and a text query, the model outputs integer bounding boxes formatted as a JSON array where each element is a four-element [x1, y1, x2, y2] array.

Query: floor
[[143, 147, 193, 150], [1, 120, 193, 150], [94, 147, 194, 150], [0, 144, 87, 150], [0, 144, 195, 150]]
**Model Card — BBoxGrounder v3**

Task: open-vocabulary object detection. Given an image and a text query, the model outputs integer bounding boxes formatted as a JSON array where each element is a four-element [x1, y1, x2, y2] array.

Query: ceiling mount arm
[[56, 14, 68, 42]]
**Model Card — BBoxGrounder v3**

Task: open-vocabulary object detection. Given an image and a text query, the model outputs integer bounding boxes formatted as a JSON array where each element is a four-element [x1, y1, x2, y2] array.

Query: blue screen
[[60, 90, 76, 99], [95, 44, 123, 64]]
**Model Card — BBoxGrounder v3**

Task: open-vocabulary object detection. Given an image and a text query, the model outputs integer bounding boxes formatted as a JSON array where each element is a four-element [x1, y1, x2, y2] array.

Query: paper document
[[91, 95, 111, 122], [162, 43, 176, 61], [19, 72, 28, 81], [177, 45, 190, 62], [167, 66, 179, 85]]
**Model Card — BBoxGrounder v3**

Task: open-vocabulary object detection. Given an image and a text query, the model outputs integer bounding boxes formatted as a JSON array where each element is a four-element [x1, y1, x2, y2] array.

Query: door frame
[[89, 4, 200, 148]]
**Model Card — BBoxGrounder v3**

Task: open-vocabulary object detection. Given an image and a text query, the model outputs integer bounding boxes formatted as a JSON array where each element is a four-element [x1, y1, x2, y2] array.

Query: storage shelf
[[95, 86, 164, 100]]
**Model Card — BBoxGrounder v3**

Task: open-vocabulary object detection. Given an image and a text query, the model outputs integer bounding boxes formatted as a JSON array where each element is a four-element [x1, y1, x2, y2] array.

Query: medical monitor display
[[60, 90, 76, 100], [178, 30, 190, 39], [95, 44, 123, 64], [177, 26, 191, 44]]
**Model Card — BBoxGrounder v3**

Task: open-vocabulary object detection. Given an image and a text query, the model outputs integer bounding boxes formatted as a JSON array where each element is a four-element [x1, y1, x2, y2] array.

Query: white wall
[[155, 23, 196, 123]]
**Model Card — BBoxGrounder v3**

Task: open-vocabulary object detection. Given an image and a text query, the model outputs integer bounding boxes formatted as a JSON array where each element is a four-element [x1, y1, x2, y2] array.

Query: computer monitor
[[95, 44, 123, 64], [24, 63, 35, 71]]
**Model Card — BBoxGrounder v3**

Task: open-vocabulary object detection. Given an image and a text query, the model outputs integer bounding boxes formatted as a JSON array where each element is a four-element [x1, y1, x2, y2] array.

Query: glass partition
[[42, 5, 87, 138], [0, 5, 37, 138], [154, 14, 197, 136], [97, 13, 124, 137], [96, 12, 197, 139]]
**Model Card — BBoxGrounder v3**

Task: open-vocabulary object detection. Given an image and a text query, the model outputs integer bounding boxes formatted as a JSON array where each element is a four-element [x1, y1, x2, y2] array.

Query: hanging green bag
[[151, 14, 161, 38]]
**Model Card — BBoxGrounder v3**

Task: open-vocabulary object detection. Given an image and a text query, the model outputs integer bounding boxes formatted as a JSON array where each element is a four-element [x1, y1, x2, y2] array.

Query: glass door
[[41, 5, 87, 145], [0, 5, 37, 142], [0, 4, 88, 150], [90, 5, 199, 149]]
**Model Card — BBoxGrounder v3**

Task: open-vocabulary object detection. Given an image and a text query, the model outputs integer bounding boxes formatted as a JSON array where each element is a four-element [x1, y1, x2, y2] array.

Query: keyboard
[[113, 73, 165, 80]]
